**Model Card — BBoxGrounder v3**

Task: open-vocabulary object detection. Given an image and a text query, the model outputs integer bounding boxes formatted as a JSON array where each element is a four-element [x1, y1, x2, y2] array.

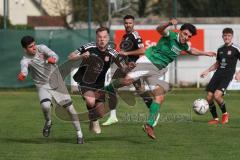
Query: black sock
[[219, 102, 227, 114], [108, 91, 117, 110], [142, 96, 153, 108], [86, 105, 97, 121], [133, 80, 153, 108], [139, 92, 153, 108], [209, 102, 218, 119]]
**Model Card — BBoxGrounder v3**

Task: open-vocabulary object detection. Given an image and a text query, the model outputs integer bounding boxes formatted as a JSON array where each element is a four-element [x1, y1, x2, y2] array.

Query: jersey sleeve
[[76, 46, 86, 55], [164, 30, 171, 37], [131, 32, 144, 49], [38, 44, 59, 62], [20, 57, 30, 76], [186, 42, 191, 51], [108, 48, 126, 67], [107, 48, 119, 59], [76, 42, 95, 55], [233, 44, 240, 60]]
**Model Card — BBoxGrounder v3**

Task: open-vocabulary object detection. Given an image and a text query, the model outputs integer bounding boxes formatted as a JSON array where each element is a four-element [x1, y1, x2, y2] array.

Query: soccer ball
[[193, 99, 209, 115]]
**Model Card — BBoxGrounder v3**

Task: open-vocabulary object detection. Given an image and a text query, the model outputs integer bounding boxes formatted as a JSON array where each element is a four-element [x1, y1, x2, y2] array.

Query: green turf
[[0, 89, 240, 160]]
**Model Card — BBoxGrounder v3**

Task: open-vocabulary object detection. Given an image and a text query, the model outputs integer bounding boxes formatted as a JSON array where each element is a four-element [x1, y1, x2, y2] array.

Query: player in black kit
[[102, 15, 156, 126], [200, 28, 240, 124], [68, 27, 124, 134]]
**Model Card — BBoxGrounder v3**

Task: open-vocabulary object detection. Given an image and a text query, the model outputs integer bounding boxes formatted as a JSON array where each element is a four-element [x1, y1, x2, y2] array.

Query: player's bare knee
[[154, 85, 165, 95], [154, 95, 164, 104], [84, 97, 96, 108], [206, 93, 214, 102], [86, 101, 95, 108], [214, 91, 222, 101], [153, 85, 165, 103], [83, 91, 96, 107]]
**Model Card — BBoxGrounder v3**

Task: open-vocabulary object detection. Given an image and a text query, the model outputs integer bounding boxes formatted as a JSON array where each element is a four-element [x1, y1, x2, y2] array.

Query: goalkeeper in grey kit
[[17, 35, 84, 144]]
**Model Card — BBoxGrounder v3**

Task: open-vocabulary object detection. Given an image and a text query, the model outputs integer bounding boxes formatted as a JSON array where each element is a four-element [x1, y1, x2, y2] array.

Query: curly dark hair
[[180, 23, 197, 36], [21, 35, 35, 48]]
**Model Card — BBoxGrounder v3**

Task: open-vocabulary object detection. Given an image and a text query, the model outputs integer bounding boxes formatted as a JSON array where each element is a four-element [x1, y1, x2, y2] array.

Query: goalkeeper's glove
[[47, 57, 56, 64], [18, 72, 26, 81]]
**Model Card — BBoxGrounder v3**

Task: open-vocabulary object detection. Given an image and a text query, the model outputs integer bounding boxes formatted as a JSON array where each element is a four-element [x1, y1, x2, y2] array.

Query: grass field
[[1, 89, 240, 160]]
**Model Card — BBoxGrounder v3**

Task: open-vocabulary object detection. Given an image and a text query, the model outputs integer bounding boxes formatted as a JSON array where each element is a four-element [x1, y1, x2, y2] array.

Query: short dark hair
[[21, 36, 35, 48], [123, 15, 135, 20], [96, 26, 109, 34], [180, 23, 197, 36], [222, 27, 233, 35]]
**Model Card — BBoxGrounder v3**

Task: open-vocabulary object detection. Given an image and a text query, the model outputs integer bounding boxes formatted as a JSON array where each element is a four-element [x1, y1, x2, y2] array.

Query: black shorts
[[206, 73, 233, 94], [78, 85, 105, 102]]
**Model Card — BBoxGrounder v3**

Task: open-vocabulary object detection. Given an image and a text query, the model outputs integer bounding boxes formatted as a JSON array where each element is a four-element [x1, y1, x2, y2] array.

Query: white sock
[[66, 105, 83, 136], [41, 101, 52, 123], [46, 120, 52, 126], [77, 131, 83, 138], [110, 109, 117, 119], [93, 120, 99, 124]]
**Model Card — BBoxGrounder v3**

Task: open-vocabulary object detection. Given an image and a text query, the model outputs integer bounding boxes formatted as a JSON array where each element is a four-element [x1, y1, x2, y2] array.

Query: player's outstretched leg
[[206, 92, 219, 125], [208, 102, 219, 124], [143, 85, 165, 139], [143, 101, 160, 139], [89, 120, 101, 134], [102, 91, 118, 126], [214, 91, 228, 124], [218, 101, 229, 124], [40, 99, 52, 137], [87, 102, 105, 133], [42, 121, 52, 137], [152, 113, 160, 127], [133, 79, 153, 109], [65, 104, 84, 144]]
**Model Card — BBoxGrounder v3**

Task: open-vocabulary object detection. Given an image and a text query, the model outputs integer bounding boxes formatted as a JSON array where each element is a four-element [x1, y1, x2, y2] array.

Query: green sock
[[147, 101, 160, 126], [104, 83, 115, 93], [104, 79, 122, 93]]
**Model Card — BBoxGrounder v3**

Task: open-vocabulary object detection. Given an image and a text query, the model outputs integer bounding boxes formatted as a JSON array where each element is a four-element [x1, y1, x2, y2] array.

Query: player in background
[[200, 28, 240, 124], [102, 15, 155, 126], [68, 27, 125, 134], [104, 19, 216, 139], [17, 36, 84, 144]]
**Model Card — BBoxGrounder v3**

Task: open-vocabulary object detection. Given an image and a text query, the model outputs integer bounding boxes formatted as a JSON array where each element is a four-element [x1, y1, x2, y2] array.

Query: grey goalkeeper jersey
[[20, 44, 59, 86]]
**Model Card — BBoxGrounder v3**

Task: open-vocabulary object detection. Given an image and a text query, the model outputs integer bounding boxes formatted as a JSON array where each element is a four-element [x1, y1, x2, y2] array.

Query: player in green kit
[[104, 19, 216, 139]]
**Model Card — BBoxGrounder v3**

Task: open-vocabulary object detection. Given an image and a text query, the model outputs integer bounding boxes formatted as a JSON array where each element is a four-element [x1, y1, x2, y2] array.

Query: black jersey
[[73, 42, 119, 88], [215, 43, 240, 77], [120, 31, 144, 62]]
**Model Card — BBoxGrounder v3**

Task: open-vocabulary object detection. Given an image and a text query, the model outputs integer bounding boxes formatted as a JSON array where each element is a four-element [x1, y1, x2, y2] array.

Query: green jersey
[[145, 30, 190, 69]]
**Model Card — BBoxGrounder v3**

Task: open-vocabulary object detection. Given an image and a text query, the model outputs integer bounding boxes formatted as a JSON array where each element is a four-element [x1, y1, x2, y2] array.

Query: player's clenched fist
[[18, 72, 26, 81]]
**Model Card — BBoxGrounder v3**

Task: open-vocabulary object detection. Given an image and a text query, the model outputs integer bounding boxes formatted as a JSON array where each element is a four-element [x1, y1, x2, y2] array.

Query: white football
[[193, 99, 209, 115]]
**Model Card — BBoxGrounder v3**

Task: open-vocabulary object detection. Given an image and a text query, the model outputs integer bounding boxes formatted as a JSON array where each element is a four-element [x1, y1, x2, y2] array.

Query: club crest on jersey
[[105, 56, 109, 62], [227, 50, 232, 55]]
